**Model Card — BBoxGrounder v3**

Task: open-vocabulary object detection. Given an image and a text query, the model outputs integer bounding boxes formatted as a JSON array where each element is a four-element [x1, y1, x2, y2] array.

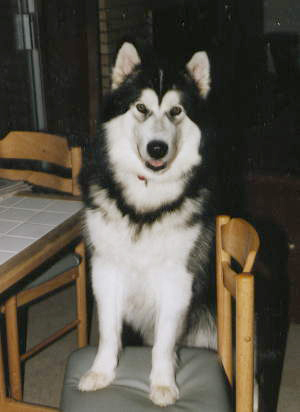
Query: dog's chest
[[86, 195, 203, 340], [86, 198, 200, 273]]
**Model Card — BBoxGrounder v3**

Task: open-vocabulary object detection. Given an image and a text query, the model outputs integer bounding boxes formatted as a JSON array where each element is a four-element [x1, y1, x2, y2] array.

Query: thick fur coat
[[78, 42, 220, 407]]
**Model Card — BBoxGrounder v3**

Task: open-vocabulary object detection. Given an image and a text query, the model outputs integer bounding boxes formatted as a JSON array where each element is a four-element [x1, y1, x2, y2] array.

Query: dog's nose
[[147, 140, 168, 159]]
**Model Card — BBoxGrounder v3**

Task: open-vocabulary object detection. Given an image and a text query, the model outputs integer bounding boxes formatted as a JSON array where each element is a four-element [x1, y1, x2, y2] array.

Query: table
[[0, 194, 83, 412]]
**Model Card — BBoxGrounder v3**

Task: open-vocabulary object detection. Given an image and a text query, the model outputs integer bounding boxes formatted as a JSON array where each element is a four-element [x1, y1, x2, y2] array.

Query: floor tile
[[277, 324, 300, 412]]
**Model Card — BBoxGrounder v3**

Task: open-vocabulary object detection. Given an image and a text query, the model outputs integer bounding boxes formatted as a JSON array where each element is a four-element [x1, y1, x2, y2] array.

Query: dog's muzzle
[[146, 140, 168, 171]]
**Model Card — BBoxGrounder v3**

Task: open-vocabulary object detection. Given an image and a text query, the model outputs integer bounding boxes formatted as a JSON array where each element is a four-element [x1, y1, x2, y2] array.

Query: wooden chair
[[59, 215, 259, 412], [216, 215, 260, 412], [0, 131, 87, 401]]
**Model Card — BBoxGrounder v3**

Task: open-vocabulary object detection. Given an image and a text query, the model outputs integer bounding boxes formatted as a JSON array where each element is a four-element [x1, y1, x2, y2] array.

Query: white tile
[[14, 197, 54, 210], [46, 200, 83, 214], [0, 221, 20, 234], [0, 208, 37, 222], [0, 235, 35, 253], [0, 251, 15, 264], [0, 196, 24, 207], [28, 211, 72, 226], [8, 223, 53, 239]]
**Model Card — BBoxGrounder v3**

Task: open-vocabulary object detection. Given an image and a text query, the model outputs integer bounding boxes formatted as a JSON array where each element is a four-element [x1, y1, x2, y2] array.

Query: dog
[[77, 42, 225, 407]]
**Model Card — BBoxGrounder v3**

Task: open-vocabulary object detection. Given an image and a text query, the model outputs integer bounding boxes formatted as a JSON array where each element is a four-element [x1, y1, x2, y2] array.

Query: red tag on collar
[[138, 175, 148, 186]]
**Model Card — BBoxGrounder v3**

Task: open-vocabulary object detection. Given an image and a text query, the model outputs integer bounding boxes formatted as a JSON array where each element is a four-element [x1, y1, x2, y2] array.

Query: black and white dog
[[78, 42, 232, 407]]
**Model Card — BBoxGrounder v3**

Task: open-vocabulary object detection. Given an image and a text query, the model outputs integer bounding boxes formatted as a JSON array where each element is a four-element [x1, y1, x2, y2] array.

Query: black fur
[[79, 43, 287, 412], [80, 53, 217, 229], [79, 45, 218, 340]]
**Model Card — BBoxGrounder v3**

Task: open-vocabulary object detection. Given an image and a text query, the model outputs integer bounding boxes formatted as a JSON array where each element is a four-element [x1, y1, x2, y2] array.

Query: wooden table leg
[[5, 295, 23, 400], [1, 318, 58, 411]]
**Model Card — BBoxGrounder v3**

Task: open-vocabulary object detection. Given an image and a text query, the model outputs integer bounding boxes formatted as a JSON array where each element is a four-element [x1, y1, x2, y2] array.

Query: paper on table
[[0, 179, 32, 200]]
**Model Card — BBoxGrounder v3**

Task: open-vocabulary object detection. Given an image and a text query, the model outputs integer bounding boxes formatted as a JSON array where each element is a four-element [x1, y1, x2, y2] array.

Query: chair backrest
[[0, 131, 82, 196], [216, 215, 259, 412]]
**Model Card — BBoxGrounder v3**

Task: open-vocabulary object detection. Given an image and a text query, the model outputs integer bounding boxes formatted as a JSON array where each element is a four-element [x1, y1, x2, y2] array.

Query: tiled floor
[[0, 196, 83, 265], [277, 323, 300, 412]]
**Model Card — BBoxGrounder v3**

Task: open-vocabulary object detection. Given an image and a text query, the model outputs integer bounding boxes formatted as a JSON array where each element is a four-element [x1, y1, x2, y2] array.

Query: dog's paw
[[150, 384, 179, 407], [78, 370, 115, 392]]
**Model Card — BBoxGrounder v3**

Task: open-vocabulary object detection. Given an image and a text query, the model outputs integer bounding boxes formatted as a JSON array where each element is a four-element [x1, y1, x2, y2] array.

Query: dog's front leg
[[150, 270, 192, 407], [78, 259, 123, 392]]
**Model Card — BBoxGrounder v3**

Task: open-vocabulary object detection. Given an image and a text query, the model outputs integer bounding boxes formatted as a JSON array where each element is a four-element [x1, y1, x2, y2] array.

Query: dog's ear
[[111, 42, 141, 89], [186, 51, 210, 98]]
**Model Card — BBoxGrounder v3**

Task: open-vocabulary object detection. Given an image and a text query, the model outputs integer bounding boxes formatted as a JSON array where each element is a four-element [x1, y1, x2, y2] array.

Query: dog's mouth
[[145, 159, 167, 172], [137, 146, 168, 173]]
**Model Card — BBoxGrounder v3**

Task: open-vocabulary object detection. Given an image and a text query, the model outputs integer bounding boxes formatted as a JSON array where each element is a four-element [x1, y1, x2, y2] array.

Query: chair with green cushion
[[60, 216, 259, 412], [61, 346, 231, 412], [0, 131, 88, 401]]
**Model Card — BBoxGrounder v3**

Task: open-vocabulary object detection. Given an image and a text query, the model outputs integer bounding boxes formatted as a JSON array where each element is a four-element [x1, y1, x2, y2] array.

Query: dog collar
[[138, 175, 148, 186]]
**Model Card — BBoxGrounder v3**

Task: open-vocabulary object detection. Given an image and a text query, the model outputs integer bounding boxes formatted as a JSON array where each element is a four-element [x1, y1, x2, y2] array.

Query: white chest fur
[[86, 190, 200, 270], [86, 190, 202, 340]]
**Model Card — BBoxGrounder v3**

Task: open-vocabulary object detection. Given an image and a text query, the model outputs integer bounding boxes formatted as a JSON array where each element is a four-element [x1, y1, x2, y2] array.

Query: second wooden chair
[[0, 131, 88, 400]]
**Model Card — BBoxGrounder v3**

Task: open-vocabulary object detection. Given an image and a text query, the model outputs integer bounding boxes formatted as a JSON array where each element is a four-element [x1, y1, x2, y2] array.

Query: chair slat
[[21, 320, 79, 362], [1, 400, 58, 411], [0, 131, 72, 168], [222, 262, 237, 298], [71, 146, 82, 196], [216, 215, 230, 364], [0, 168, 73, 193], [222, 218, 259, 268], [16, 268, 78, 307]]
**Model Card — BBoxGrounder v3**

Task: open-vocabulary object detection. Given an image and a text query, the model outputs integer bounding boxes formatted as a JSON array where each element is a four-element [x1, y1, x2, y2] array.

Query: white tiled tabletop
[[0, 196, 83, 266]]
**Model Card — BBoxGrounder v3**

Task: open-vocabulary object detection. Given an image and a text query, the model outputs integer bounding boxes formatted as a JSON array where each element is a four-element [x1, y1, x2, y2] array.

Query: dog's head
[[103, 42, 211, 184]]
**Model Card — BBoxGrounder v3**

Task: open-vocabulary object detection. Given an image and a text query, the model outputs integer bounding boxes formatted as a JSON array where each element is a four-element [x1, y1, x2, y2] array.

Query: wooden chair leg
[[75, 241, 88, 347], [222, 287, 233, 384], [5, 296, 22, 400], [236, 274, 254, 412], [18, 306, 28, 386], [0, 334, 7, 402]]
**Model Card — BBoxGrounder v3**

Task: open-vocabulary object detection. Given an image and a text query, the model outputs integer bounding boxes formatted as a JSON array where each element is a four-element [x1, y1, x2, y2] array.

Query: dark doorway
[[0, 0, 91, 136]]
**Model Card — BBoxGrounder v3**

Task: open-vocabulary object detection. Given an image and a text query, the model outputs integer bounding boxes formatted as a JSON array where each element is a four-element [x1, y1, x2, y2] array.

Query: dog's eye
[[170, 106, 182, 117], [136, 103, 148, 115]]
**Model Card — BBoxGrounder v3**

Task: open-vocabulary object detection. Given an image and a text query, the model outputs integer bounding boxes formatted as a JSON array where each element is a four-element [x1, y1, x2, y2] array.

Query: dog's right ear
[[111, 42, 141, 89], [186, 51, 210, 98]]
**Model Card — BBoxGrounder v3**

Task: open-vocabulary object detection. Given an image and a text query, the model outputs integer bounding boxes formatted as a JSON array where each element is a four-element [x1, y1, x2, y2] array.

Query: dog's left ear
[[111, 42, 141, 89], [186, 51, 210, 98]]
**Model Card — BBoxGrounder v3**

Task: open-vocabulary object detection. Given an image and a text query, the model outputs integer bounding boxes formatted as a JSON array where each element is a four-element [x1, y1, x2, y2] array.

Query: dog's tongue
[[145, 159, 166, 172], [148, 159, 164, 167]]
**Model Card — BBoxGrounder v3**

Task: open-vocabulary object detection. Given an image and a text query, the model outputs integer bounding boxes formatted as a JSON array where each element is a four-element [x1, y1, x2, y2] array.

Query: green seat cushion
[[60, 346, 232, 412], [25, 253, 80, 290]]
